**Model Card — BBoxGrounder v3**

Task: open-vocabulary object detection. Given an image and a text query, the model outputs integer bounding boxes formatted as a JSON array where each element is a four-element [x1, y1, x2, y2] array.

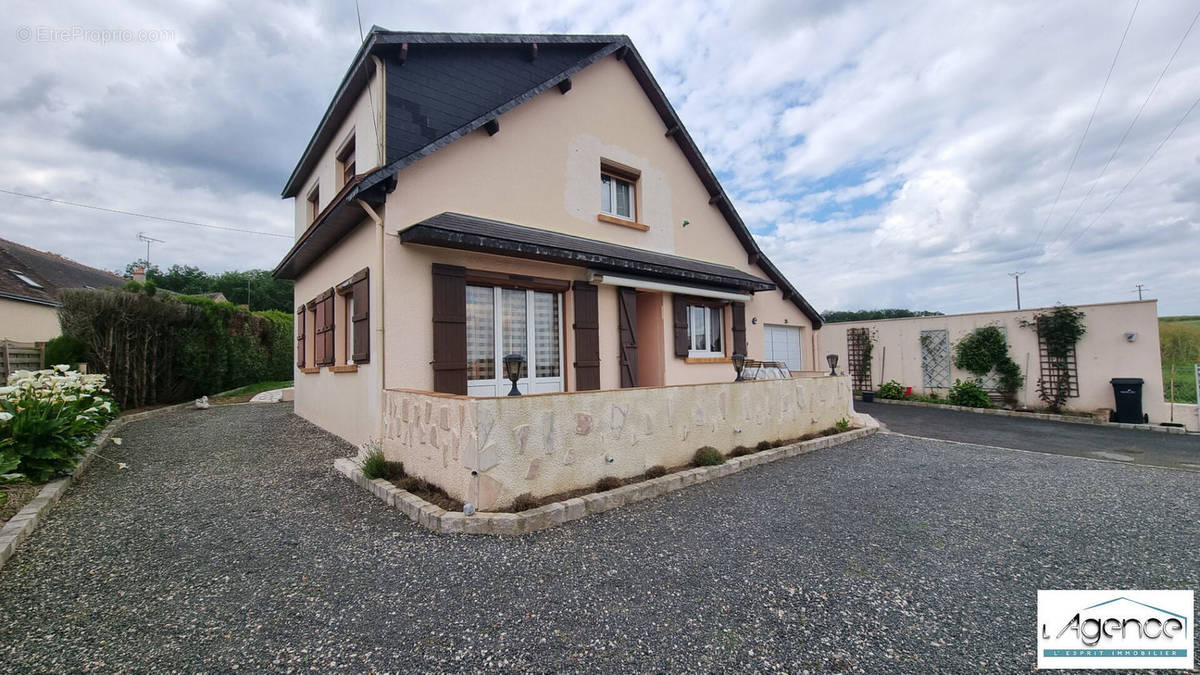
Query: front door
[[467, 285, 564, 396]]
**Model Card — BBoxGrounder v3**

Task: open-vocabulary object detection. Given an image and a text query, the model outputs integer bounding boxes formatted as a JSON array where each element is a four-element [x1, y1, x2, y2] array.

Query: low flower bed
[[1, 366, 119, 524]]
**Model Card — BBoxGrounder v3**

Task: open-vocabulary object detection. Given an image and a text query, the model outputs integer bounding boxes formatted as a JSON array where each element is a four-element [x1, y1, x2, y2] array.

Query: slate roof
[[0, 237, 125, 306], [401, 212, 777, 293], [274, 29, 823, 327]]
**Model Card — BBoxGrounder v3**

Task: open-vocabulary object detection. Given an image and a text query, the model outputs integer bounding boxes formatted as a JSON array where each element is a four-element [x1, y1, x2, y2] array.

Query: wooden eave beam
[[483, 119, 500, 136], [557, 77, 573, 94]]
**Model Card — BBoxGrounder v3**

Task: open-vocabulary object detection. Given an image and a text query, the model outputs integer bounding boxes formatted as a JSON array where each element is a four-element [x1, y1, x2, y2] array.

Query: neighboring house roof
[[0, 237, 125, 307], [274, 29, 823, 328], [401, 212, 776, 293]]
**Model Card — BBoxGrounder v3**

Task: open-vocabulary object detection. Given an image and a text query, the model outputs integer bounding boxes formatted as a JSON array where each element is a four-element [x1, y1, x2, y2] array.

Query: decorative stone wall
[[381, 375, 854, 510]]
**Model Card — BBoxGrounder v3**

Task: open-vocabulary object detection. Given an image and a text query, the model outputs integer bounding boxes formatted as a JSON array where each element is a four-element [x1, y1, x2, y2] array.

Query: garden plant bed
[[336, 424, 878, 535], [862, 396, 1188, 434], [0, 482, 39, 525]]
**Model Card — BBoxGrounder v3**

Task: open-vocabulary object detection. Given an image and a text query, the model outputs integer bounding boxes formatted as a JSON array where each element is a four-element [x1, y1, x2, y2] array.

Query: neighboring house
[[0, 236, 125, 343], [820, 300, 1177, 424], [274, 30, 850, 509]]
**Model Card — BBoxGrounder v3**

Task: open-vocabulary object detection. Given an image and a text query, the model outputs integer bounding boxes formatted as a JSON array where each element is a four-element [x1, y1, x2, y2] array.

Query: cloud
[[0, 0, 1197, 317]]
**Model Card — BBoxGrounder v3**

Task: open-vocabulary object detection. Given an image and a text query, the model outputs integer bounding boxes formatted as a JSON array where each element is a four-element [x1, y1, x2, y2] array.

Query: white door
[[763, 324, 803, 372], [466, 286, 564, 396]]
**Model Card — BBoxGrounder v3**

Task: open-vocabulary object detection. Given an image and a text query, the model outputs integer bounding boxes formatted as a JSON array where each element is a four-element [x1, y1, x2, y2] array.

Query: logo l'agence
[[1038, 590, 1193, 670]]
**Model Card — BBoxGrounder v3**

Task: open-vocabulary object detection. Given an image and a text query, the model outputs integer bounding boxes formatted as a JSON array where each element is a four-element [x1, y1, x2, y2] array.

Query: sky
[[2, 0, 1198, 315]]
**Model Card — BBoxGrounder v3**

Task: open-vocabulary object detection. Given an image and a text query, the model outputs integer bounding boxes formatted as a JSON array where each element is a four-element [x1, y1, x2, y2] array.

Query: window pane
[[709, 307, 722, 353], [689, 306, 705, 351], [601, 174, 612, 214], [501, 288, 527, 377], [615, 179, 631, 218], [466, 286, 494, 380], [534, 292, 560, 377]]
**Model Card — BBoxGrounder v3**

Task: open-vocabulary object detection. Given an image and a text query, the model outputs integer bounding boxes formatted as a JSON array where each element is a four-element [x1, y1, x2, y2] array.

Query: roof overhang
[[588, 272, 752, 303], [0, 291, 59, 307], [399, 212, 775, 294], [272, 171, 393, 280]]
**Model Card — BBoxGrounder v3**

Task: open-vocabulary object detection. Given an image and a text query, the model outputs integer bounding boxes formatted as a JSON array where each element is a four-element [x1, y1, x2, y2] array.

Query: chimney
[[132, 266, 146, 284]]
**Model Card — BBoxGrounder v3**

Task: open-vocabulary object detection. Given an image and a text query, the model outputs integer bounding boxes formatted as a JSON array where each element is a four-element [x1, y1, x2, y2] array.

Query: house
[[0, 236, 125, 343], [274, 30, 855, 509]]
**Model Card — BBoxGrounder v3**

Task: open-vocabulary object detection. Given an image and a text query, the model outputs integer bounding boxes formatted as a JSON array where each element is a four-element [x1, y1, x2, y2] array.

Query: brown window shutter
[[572, 281, 600, 390], [318, 289, 335, 366], [312, 298, 325, 366], [672, 294, 689, 358], [296, 305, 306, 367], [731, 302, 747, 356], [617, 287, 638, 388], [351, 270, 370, 364], [431, 264, 467, 394]]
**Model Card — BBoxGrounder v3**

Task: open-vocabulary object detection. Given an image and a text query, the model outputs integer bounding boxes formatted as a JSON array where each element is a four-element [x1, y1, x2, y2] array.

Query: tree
[[117, 261, 295, 313], [823, 308, 944, 323], [121, 259, 162, 280], [1160, 322, 1200, 422]]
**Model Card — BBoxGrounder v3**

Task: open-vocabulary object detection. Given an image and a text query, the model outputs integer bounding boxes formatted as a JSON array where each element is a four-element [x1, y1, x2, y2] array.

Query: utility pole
[[1008, 272, 1024, 310], [137, 232, 164, 269], [1133, 284, 1147, 301]]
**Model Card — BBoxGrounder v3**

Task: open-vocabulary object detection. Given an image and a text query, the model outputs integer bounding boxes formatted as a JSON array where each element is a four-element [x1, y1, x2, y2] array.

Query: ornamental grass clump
[[693, 446, 724, 467], [0, 366, 119, 482]]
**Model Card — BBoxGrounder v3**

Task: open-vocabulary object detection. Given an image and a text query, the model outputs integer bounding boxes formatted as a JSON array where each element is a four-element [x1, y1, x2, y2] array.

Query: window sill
[[300, 367, 322, 374], [331, 364, 358, 373], [685, 356, 730, 364], [597, 213, 649, 231]]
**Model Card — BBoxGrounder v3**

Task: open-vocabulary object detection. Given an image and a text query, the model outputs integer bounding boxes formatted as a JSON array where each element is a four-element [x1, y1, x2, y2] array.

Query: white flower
[[53, 364, 70, 373], [0, 411, 12, 422], [111, 437, 123, 445], [117, 463, 128, 470]]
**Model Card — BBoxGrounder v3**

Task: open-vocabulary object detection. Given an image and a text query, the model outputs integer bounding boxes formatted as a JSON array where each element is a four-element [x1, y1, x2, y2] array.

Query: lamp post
[[502, 353, 525, 396], [732, 353, 745, 381], [826, 353, 839, 376]]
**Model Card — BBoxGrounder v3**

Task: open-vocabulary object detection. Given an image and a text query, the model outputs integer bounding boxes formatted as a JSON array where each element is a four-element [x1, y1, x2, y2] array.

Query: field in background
[[1160, 317, 1199, 404]]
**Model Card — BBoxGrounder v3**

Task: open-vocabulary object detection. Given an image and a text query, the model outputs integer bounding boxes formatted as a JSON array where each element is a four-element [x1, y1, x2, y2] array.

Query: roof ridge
[[0, 236, 124, 281]]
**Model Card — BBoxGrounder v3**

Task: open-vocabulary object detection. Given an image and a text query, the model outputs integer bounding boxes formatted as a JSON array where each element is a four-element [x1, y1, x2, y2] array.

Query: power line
[[1046, 4, 1200, 248], [1065, 89, 1200, 248], [1024, 0, 1140, 260], [0, 188, 293, 239]]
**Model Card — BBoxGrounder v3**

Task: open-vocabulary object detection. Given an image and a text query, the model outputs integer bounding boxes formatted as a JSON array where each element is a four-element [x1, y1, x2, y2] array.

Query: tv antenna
[[137, 232, 164, 268]]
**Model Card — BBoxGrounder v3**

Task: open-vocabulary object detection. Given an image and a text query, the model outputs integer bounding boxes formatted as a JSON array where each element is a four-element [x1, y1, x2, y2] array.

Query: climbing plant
[[846, 327, 876, 391], [1021, 306, 1087, 412], [953, 326, 1023, 406]]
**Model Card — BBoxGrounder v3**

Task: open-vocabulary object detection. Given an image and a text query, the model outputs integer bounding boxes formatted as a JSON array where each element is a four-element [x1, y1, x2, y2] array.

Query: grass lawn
[[1162, 362, 1197, 404], [1159, 317, 1199, 404], [211, 380, 293, 405]]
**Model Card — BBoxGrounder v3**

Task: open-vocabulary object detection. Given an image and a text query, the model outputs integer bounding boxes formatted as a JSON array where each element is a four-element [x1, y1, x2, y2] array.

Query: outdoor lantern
[[502, 353, 525, 396], [732, 353, 746, 381], [826, 353, 839, 376]]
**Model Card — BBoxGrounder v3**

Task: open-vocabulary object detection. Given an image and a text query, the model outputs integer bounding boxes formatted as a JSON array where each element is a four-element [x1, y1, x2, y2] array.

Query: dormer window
[[9, 269, 42, 289], [337, 132, 356, 187], [306, 184, 320, 224]]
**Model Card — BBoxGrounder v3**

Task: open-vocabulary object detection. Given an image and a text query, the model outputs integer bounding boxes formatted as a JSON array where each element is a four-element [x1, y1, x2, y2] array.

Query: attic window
[[306, 184, 320, 224], [9, 269, 42, 289], [337, 132, 356, 187]]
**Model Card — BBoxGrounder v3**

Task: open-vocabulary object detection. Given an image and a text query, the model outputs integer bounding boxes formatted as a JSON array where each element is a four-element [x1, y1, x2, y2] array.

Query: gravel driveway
[[0, 403, 1196, 672]]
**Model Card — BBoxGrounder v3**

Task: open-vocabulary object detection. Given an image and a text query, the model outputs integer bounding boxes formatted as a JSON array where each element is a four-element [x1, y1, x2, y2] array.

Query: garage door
[[763, 324, 802, 372]]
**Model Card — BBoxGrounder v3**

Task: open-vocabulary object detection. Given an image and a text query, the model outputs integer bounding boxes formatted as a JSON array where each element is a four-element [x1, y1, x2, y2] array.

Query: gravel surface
[[0, 403, 1196, 672], [860, 400, 1200, 470]]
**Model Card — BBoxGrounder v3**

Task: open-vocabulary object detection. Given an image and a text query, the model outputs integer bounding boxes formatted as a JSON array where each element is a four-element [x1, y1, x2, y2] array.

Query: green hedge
[[57, 288, 293, 409]]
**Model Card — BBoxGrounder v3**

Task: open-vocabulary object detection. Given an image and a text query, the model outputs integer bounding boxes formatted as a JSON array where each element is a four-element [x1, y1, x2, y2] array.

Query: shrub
[[0, 367, 118, 482], [878, 380, 905, 400], [755, 440, 772, 452], [693, 446, 724, 466], [953, 326, 1022, 405], [728, 446, 755, 458], [643, 465, 667, 478], [511, 492, 540, 511], [44, 336, 89, 368], [360, 449, 389, 479], [595, 476, 622, 491], [948, 379, 991, 408], [835, 418, 851, 432]]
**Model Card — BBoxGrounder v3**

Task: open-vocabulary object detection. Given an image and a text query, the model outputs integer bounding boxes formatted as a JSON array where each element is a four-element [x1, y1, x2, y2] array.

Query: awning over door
[[399, 212, 775, 294]]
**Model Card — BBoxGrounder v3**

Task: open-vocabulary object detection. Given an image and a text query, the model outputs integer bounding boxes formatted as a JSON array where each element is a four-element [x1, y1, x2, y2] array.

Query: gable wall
[[382, 54, 816, 391]]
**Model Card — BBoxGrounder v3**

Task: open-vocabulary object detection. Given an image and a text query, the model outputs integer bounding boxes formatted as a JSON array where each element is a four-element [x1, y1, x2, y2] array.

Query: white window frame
[[466, 286, 565, 396], [687, 305, 725, 358], [601, 173, 634, 220]]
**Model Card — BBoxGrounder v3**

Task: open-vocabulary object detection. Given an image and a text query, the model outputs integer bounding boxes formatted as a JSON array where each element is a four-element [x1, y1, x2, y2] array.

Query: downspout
[[358, 198, 386, 444]]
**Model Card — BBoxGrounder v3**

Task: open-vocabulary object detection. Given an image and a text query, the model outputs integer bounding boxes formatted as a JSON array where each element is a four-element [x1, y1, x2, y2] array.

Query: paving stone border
[[335, 426, 878, 536], [0, 401, 195, 572], [863, 396, 1188, 434]]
